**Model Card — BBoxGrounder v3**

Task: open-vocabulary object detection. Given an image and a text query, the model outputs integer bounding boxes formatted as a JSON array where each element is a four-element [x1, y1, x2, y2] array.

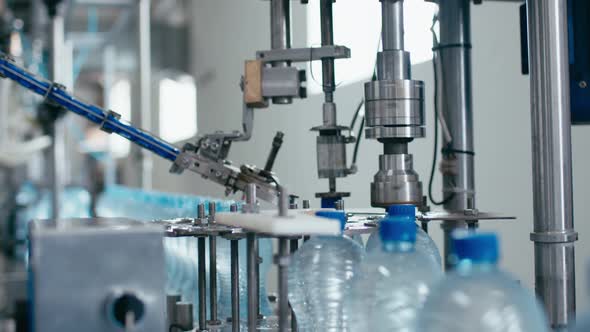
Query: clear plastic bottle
[[348, 206, 443, 332], [418, 232, 550, 332], [217, 236, 273, 321], [288, 211, 364, 332], [366, 204, 442, 267]]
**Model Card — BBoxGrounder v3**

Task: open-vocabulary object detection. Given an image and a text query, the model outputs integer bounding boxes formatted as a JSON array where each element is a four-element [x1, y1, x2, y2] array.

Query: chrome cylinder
[[439, 0, 475, 214], [365, 0, 425, 208], [527, 0, 577, 328], [316, 135, 348, 179], [381, 0, 404, 51], [270, 0, 292, 104], [371, 154, 422, 207]]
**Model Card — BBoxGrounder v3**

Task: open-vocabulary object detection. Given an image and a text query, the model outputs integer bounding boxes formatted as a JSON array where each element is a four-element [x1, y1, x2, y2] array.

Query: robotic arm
[[0, 53, 281, 203]]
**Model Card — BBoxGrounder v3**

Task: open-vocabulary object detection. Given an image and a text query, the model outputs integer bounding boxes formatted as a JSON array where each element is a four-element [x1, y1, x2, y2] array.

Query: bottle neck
[[382, 240, 415, 253]]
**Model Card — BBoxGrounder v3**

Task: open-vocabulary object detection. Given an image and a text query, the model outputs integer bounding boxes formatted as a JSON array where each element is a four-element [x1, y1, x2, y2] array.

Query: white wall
[[151, 0, 590, 313]]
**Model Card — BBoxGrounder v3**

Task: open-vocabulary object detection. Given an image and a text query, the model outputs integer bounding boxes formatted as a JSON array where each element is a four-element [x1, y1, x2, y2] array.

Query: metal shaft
[[48, 10, 65, 220], [255, 238, 261, 319], [277, 238, 289, 332], [438, 0, 474, 267], [247, 234, 259, 331], [381, 0, 404, 50], [245, 183, 259, 214], [130, 0, 153, 189], [231, 240, 240, 332], [270, 0, 291, 50], [320, 0, 335, 101], [527, 0, 577, 328], [208, 203, 220, 325], [270, 0, 292, 105], [264, 131, 284, 172], [166, 294, 181, 329], [198, 237, 207, 330], [209, 205, 218, 317], [290, 239, 299, 332]]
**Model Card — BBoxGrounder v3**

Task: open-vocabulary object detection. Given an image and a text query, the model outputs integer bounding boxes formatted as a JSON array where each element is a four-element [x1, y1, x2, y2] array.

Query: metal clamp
[[530, 230, 578, 244], [42, 82, 67, 108], [99, 110, 121, 134]]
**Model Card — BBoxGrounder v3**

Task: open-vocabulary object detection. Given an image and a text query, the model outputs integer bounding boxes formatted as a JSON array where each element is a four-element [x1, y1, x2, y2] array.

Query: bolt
[[579, 81, 587, 89]]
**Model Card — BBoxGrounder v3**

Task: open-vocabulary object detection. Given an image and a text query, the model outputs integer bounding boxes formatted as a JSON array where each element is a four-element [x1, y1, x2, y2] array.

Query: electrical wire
[[428, 12, 456, 206], [351, 115, 365, 166], [347, 31, 381, 171], [349, 99, 364, 130]]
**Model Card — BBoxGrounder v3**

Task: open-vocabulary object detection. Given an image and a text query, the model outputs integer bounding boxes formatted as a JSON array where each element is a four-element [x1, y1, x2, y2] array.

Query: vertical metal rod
[[247, 234, 259, 331], [270, 0, 292, 104], [270, 0, 291, 50], [48, 10, 65, 220], [381, 0, 404, 50], [328, 177, 336, 192], [278, 186, 289, 217], [245, 183, 259, 214], [289, 239, 299, 332], [166, 294, 181, 329], [208, 202, 220, 325], [132, 0, 153, 189], [197, 203, 206, 221], [198, 237, 207, 330], [527, 0, 577, 328], [277, 238, 289, 332], [231, 240, 240, 332], [438, 0, 474, 267], [255, 238, 261, 319], [102, 45, 116, 186], [319, 0, 335, 101]]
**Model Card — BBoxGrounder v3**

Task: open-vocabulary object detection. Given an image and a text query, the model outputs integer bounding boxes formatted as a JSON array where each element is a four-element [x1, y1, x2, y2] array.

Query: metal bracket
[[169, 102, 280, 204], [418, 210, 516, 222], [256, 45, 351, 63]]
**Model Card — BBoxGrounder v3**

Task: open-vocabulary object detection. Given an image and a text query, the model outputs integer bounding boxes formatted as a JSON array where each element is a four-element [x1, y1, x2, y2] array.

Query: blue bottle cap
[[379, 218, 417, 243], [452, 232, 499, 264], [387, 204, 416, 219], [315, 210, 347, 231]]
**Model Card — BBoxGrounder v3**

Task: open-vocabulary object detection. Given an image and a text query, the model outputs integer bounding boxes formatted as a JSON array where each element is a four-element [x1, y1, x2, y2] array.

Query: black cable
[[349, 99, 364, 130], [428, 14, 456, 206], [351, 116, 365, 166], [308, 45, 343, 91]]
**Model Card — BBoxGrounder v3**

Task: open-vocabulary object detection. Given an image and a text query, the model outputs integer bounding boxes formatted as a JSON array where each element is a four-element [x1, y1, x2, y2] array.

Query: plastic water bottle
[[217, 236, 273, 321], [348, 206, 443, 332], [366, 204, 441, 267], [418, 232, 550, 332], [288, 211, 364, 331]]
